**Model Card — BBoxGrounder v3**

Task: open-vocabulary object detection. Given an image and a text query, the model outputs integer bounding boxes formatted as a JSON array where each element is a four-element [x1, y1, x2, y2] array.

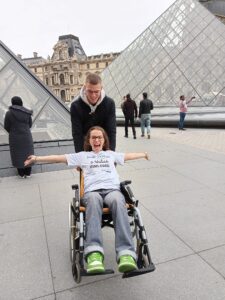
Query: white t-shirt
[[65, 150, 125, 193]]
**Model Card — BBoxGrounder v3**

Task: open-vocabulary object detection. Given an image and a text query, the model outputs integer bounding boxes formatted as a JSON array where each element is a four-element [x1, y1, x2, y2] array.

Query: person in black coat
[[70, 73, 116, 152], [122, 94, 138, 139], [4, 96, 34, 178]]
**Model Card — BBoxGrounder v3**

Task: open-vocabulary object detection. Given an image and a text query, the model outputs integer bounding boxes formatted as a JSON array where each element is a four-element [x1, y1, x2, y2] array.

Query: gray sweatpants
[[82, 189, 136, 262]]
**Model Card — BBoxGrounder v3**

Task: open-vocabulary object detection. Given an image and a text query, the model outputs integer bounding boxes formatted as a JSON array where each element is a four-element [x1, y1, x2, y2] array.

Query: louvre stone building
[[21, 34, 119, 103]]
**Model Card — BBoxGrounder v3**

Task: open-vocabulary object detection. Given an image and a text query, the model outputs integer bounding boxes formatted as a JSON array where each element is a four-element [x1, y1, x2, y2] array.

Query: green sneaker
[[86, 252, 105, 274], [118, 255, 137, 273]]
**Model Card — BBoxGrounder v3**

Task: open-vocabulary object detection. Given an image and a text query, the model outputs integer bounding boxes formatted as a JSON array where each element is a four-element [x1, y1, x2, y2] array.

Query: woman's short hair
[[84, 126, 110, 151]]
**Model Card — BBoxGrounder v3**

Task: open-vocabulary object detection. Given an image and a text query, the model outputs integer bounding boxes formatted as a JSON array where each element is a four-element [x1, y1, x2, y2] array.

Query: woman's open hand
[[24, 155, 36, 166], [145, 152, 150, 160]]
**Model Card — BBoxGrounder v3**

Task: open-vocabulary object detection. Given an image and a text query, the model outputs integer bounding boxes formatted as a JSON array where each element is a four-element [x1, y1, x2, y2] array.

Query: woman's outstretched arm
[[24, 154, 67, 166], [124, 152, 149, 161]]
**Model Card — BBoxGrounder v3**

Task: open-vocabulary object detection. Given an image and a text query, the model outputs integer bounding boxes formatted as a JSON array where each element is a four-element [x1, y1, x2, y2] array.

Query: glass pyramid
[[102, 0, 225, 111], [0, 41, 72, 145]]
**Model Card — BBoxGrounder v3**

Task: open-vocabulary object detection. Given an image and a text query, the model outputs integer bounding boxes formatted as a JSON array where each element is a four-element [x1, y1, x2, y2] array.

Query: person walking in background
[[70, 73, 116, 152], [178, 95, 195, 131], [139, 92, 154, 139], [123, 94, 138, 139], [4, 96, 34, 178]]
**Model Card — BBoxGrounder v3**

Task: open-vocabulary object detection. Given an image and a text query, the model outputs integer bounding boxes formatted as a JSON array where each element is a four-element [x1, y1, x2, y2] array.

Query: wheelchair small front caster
[[72, 261, 81, 283]]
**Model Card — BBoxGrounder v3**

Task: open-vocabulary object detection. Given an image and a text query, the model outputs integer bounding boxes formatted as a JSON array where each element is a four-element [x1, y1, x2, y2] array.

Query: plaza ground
[[1, 126, 225, 300]]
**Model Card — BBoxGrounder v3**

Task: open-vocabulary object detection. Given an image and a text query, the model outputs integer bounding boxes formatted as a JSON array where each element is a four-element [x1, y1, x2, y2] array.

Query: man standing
[[178, 95, 195, 131], [139, 92, 154, 139], [70, 73, 116, 152], [122, 94, 138, 139]]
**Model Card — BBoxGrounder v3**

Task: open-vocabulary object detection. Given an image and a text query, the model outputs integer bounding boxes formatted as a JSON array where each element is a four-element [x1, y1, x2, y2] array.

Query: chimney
[[17, 54, 22, 59], [33, 52, 38, 58]]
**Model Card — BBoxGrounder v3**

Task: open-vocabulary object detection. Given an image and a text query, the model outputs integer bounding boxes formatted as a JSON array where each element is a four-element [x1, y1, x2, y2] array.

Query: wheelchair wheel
[[136, 239, 151, 268], [69, 204, 75, 262], [69, 203, 79, 263], [139, 245, 149, 268], [134, 214, 150, 268], [72, 255, 81, 283]]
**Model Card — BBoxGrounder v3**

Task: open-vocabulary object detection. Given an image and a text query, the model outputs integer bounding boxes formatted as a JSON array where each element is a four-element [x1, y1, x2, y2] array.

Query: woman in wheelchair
[[24, 126, 149, 275]]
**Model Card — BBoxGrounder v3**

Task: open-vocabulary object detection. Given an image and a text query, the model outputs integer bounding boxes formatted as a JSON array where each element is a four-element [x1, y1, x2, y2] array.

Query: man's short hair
[[85, 73, 102, 85], [143, 92, 147, 98], [11, 96, 23, 106]]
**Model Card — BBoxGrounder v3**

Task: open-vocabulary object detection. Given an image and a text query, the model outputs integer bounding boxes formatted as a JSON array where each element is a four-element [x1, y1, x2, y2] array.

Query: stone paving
[[1, 127, 225, 300], [152, 127, 225, 155]]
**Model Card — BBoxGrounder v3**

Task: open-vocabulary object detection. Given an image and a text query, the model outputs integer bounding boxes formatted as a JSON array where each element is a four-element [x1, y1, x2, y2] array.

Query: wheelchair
[[69, 174, 155, 284]]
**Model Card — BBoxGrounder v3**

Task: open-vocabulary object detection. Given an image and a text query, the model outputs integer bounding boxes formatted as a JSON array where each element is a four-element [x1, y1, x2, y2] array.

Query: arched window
[[60, 90, 66, 101], [59, 74, 65, 85], [59, 50, 63, 60]]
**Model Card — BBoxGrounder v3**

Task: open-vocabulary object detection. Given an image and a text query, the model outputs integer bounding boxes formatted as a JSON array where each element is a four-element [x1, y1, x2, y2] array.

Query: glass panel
[[0, 45, 11, 71], [0, 126, 8, 144], [0, 60, 50, 118], [212, 88, 225, 106], [32, 98, 71, 141]]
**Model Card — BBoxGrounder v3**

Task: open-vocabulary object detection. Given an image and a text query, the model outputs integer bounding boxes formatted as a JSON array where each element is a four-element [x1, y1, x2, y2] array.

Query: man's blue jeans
[[140, 113, 151, 135], [179, 112, 186, 129]]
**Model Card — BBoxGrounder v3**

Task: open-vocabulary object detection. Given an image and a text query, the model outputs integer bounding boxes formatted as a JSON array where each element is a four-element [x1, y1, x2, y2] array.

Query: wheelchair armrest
[[120, 181, 136, 204], [120, 180, 132, 186]]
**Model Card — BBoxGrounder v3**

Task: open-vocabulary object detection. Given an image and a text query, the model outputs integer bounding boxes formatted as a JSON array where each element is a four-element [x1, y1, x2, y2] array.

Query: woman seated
[[24, 126, 149, 274]]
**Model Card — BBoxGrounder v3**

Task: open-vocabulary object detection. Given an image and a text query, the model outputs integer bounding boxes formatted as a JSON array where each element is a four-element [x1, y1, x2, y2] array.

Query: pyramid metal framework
[[102, 0, 225, 109], [0, 42, 72, 145]]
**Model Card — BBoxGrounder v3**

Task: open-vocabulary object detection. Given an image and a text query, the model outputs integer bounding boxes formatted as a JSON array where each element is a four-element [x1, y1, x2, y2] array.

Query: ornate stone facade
[[22, 35, 120, 102]]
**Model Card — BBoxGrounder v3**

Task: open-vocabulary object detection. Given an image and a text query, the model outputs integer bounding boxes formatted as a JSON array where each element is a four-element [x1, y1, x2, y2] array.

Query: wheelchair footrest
[[81, 269, 114, 277], [122, 263, 156, 279]]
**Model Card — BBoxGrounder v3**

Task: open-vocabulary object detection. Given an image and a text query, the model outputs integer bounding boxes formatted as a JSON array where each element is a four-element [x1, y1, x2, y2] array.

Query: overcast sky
[[1, 0, 175, 58]]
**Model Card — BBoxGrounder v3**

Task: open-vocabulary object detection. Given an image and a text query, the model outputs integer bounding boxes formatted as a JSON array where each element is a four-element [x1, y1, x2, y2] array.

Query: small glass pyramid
[[0, 41, 71, 145]]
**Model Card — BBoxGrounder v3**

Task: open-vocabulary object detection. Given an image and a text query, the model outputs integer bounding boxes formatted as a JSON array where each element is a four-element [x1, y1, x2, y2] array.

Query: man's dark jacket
[[138, 98, 154, 118], [122, 99, 138, 118], [70, 96, 116, 152]]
